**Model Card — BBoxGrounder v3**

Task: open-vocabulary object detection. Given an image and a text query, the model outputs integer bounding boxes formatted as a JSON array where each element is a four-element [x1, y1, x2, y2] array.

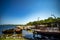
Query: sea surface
[[0, 25, 41, 39], [0, 25, 16, 34], [0, 25, 60, 40]]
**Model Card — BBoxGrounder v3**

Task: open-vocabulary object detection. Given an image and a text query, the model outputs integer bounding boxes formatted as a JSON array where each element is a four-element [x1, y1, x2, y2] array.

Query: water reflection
[[0, 25, 60, 40], [0, 25, 16, 34], [22, 30, 43, 40], [22, 30, 60, 40], [22, 30, 33, 39]]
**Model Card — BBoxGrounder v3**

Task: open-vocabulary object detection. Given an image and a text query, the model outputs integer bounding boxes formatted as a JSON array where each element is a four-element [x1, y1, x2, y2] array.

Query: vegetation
[[0, 37, 28, 40], [26, 17, 60, 26]]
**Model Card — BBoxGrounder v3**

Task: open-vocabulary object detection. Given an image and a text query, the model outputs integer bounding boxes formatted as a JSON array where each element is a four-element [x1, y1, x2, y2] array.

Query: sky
[[0, 0, 60, 25]]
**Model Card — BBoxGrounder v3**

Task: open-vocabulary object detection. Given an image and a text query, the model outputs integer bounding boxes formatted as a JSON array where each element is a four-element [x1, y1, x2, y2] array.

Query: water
[[22, 30, 41, 39], [0, 25, 16, 34], [0, 25, 60, 40], [0, 25, 41, 39], [22, 30, 34, 39]]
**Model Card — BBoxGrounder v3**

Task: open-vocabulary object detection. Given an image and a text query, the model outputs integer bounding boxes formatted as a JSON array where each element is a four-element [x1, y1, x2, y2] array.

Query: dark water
[[0, 25, 41, 38], [22, 30, 41, 39], [0, 25, 60, 40], [22, 30, 60, 40], [0, 25, 16, 34]]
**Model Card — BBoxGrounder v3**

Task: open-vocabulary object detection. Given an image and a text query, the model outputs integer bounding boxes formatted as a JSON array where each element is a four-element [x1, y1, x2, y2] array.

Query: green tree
[[26, 17, 60, 26]]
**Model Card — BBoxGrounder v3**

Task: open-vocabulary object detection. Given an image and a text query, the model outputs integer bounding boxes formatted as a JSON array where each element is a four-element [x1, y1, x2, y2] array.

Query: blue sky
[[0, 0, 60, 25]]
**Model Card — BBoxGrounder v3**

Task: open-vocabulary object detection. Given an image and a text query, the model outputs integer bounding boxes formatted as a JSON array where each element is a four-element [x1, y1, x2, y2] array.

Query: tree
[[27, 22, 33, 25], [26, 17, 60, 27]]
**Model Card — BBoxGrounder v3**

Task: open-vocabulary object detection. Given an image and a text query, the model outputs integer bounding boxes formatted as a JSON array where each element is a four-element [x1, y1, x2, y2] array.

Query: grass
[[0, 30, 33, 40], [0, 37, 28, 40], [0, 34, 28, 40]]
